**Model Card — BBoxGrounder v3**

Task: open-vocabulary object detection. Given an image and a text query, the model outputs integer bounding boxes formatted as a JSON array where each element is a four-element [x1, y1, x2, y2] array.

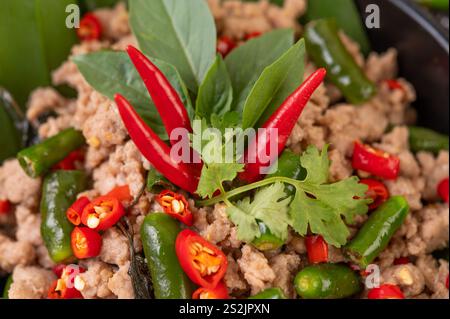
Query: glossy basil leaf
[[242, 39, 305, 129], [303, 0, 371, 55], [129, 0, 216, 93], [0, 0, 78, 108], [195, 55, 233, 120], [73, 51, 193, 139], [0, 89, 25, 163], [225, 29, 294, 116]]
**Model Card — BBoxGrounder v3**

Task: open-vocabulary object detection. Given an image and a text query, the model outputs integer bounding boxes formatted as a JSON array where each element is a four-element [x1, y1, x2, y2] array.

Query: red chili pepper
[[393, 257, 410, 265], [70, 227, 102, 259], [384, 79, 404, 92], [437, 177, 449, 203], [156, 190, 193, 226], [305, 235, 328, 264], [239, 68, 327, 183], [77, 13, 102, 41], [66, 196, 90, 226], [105, 185, 133, 205], [114, 94, 200, 193], [0, 200, 11, 215], [126, 46, 193, 143], [192, 281, 229, 299], [53, 149, 85, 171], [52, 264, 67, 278], [359, 179, 390, 210], [47, 265, 86, 299], [217, 36, 237, 57], [352, 141, 400, 180], [175, 229, 228, 289], [367, 284, 405, 299], [81, 196, 125, 231], [244, 31, 262, 41]]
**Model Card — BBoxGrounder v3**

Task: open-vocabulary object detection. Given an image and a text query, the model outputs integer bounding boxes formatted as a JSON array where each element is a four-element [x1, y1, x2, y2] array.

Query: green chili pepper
[[304, 19, 377, 104], [415, 0, 449, 11], [303, 0, 371, 55], [294, 263, 361, 299], [146, 167, 173, 193], [140, 213, 194, 299], [252, 221, 285, 251], [265, 149, 306, 196], [249, 287, 287, 299], [408, 126, 449, 154], [2, 275, 13, 299], [17, 128, 85, 178], [345, 196, 409, 269], [0, 89, 24, 163], [41, 170, 88, 263]]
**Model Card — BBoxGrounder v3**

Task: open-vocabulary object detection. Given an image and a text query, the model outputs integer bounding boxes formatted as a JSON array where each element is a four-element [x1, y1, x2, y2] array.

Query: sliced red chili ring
[[217, 36, 236, 58], [352, 141, 400, 180], [192, 281, 229, 299], [359, 178, 390, 210], [81, 196, 125, 231], [48, 265, 86, 300], [367, 284, 405, 299], [244, 31, 262, 41], [175, 229, 228, 289], [393, 257, 410, 265], [156, 190, 193, 226], [70, 227, 102, 259], [305, 235, 328, 264], [384, 79, 404, 92], [0, 200, 11, 215], [52, 149, 85, 171], [105, 185, 133, 205], [437, 177, 449, 203], [77, 13, 102, 41], [66, 196, 91, 226]]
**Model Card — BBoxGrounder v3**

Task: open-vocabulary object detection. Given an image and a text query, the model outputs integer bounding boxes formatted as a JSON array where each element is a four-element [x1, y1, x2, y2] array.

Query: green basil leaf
[[129, 0, 216, 93], [225, 29, 294, 116], [303, 0, 371, 55], [72, 51, 193, 139], [242, 39, 305, 129], [0, 89, 24, 163], [195, 55, 233, 120], [0, 0, 78, 108]]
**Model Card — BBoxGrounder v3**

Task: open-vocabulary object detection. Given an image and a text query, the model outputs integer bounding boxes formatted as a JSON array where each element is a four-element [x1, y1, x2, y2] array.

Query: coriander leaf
[[210, 112, 240, 135], [196, 55, 233, 120], [230, 183, 292, 242], [242, 39, 305, 129], [300, 144, 330, 185], [225, 29, 294, 116], [289, 145, 370, 247], [196, 162, 244, 199], [129, 0, 216, 92], [227, 205, 261, 242]]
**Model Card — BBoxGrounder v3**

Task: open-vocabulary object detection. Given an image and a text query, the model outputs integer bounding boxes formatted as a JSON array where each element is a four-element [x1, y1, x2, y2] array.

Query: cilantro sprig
[[197, 145, 370, 247]]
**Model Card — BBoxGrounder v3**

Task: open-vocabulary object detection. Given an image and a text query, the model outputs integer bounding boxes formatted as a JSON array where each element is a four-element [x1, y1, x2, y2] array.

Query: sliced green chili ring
[[251, 221, 285, 251], [304, 19, 377, 104], [294, 263, 361, 299], [2, 275, 13, 299], [249, 287, 287, 299], [344, 196, 409, 269], [41, 170, 88, 263], [265, 149, 306, 196], [408, 126, 449, 154], [140, 213, 194, 299], [17, 128, 85, 178]]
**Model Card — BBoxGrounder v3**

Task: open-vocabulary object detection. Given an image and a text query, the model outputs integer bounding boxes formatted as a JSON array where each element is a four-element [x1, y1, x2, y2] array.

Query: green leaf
[[0, 0, 78, 108], [225, 29, 294, 116], [129, 0, 216, 92], [146, 167, 173, 193], [73, 51, 193, 139], [303, 0, 371, 55], [300, 145, 330, 185], [0, 89, 24, 163], [196, 55, 233, 120], [227, 205, 261, 242], [289, 145, 370, 247], [230, 183, 292, 242], [196, 162, 244, 199], [242, 39, 305, 129], [210, 112, 240, 135]]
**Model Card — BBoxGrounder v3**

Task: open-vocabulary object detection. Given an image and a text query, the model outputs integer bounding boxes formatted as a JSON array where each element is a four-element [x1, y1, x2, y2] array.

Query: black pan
[[356, 0, 449, 134]]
